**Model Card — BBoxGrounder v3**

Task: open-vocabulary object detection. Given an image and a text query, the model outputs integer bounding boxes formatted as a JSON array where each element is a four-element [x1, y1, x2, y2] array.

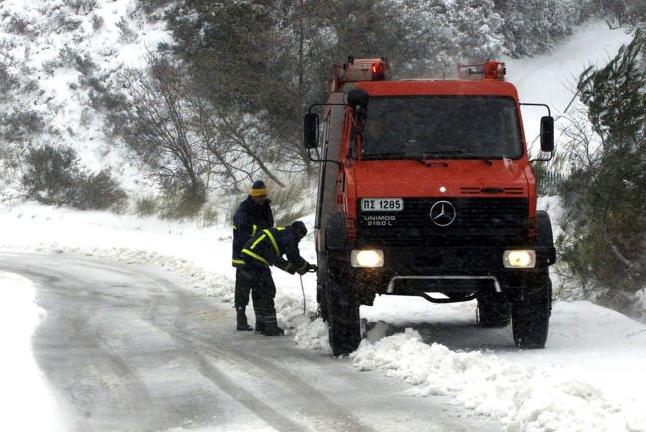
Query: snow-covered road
[[1, 201, 646, 431], [0, 252, 499, 432]]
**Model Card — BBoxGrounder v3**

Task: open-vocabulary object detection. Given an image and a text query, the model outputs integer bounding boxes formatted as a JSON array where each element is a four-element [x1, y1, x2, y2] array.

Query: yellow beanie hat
[[250, 180, 267, 197]]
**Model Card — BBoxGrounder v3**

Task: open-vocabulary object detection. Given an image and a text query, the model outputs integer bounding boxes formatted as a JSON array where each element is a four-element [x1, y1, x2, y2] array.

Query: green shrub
[[21, 145, 127, 210], [200, 204, 219, 227], [76, 170, 128, 210], [135, 196, 158, 216], [160, 186, 206, 220], [21, 145, 80, 205]]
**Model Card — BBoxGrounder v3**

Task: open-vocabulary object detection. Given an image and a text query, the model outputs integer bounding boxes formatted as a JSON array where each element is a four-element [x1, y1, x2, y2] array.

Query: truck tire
[[511, 270, 552, 349], [325, 276, 361, 356], [536, 210, 554, 246], [325, 213, 346, 250], [476, 293, 511, 328]]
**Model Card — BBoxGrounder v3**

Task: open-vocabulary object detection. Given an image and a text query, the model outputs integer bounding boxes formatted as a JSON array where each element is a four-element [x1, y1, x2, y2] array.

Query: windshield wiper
[[423, 151, 493, 165], [365, 152, 427, 164]]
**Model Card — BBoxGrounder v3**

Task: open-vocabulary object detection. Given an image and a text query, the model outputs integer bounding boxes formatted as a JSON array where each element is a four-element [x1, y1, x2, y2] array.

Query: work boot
[[253, 306, 265, 334], [262, 322, 285, 336], [254, 316, 265, 334], [236, 307, 253, 331], [262, 314, 284, 336]]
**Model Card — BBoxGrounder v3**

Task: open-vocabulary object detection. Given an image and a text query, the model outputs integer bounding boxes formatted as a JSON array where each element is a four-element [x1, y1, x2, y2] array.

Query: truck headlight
[[503, 250, 536, 268], [351, 249, 384, 268]]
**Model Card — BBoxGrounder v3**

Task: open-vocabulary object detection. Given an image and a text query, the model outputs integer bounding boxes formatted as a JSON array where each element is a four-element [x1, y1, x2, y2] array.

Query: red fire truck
[[304, 57, 556, 355]]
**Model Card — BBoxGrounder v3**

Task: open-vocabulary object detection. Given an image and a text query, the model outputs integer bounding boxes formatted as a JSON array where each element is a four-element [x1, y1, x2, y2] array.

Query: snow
[[0, 271, 65, 431], [504, 20, 632, 156], [0, 13, 643, 432], [349, 300, 646, 432], [2, 201, 645, 432]]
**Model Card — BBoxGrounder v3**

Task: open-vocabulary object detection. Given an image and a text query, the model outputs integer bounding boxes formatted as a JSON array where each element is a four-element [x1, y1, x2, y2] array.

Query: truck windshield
[[361, 96, 523, 160]]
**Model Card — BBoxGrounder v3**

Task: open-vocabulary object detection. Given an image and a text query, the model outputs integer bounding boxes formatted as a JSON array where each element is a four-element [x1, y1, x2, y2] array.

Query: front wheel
[[324, 277, 361, 356], [476, 292, 511, 328], [511, 271, 552, 349]]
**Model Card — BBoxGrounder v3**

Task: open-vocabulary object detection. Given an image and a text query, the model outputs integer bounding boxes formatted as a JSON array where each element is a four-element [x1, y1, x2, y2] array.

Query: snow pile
[[350, 328, 644, 432], [292, 317, 331, 352], [0, 201, 319, 325], [0, 271, 65, 431]]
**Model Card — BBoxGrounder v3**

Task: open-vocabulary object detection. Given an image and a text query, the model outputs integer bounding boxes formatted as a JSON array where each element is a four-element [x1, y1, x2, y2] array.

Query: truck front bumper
[[329, 244, 555, 295]]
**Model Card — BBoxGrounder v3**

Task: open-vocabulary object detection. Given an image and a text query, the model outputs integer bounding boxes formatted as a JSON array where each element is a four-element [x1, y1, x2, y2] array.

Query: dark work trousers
[[237, 263, 277, 331], [234, 268, 261, 311]]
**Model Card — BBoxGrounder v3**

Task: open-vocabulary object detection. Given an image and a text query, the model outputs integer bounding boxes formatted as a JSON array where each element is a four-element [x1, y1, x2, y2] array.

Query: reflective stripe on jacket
[[236, 226, 308, 274]]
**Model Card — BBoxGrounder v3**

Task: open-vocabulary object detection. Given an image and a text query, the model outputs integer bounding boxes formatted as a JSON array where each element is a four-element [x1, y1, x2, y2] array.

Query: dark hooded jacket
[[232, 196, 273, 265], [236, 226, 309, 274]]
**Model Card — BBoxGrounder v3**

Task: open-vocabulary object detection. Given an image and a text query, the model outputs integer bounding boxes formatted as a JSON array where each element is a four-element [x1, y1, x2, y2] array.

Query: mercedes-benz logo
[[430, 201, 456, 227]]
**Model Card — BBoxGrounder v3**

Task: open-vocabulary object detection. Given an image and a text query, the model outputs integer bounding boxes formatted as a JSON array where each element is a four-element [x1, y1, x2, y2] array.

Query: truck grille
[[357, 198, 528, 246]]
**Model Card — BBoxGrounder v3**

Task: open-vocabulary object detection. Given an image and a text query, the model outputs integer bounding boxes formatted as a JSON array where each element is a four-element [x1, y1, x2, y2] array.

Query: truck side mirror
[[540, 116, 554, 153], [304, 113, 319, 149]]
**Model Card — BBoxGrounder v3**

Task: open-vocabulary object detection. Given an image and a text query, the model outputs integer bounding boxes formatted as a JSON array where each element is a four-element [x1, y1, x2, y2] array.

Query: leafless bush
[[58, 14, 84, 31], [116, 56, 206, 211], [21, 145, 80, 205], [270, 182, 311, 226]]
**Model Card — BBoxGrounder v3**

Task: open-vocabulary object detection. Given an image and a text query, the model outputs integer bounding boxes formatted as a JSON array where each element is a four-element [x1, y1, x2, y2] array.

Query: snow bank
[[292, 292, 646, 432], [350, 327, 645, 432], [0, 201, 318, 323], [0, 271, 65, 431]]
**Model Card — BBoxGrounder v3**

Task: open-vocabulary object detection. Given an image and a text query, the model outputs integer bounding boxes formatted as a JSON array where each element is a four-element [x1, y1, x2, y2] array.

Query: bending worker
[[234, 221, 317, 336], [232, 180, 274, 331]]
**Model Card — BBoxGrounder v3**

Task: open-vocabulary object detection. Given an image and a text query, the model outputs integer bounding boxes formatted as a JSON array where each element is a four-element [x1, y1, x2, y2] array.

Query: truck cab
[[304, 58, 556, 356]]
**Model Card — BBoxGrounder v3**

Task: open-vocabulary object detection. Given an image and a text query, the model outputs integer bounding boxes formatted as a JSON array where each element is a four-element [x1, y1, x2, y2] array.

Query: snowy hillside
[[0, 0, 632, 197], [0, 0, 170, 188]]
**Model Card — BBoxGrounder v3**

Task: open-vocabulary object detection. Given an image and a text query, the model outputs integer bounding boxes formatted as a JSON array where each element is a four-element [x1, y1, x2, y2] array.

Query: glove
[[298, 263, 317, 275]]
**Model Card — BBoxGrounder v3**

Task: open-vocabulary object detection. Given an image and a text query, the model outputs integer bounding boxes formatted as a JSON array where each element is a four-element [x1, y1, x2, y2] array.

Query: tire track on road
[[146, 276, 377, 432]]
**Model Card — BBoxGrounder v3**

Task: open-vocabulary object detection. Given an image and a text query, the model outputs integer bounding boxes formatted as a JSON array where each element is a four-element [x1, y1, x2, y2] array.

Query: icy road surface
[[0, 252, 499, 432]]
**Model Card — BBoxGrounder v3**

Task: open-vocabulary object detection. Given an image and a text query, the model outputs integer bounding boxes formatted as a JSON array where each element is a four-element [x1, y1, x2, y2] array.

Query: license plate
[[360, 198, 403, 212]]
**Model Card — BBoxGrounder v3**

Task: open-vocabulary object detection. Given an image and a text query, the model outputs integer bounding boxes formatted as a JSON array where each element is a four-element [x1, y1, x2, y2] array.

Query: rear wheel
[[511, 271, 552, 349], [325, 277, 361, 356], [476, 293, 511, 328]]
